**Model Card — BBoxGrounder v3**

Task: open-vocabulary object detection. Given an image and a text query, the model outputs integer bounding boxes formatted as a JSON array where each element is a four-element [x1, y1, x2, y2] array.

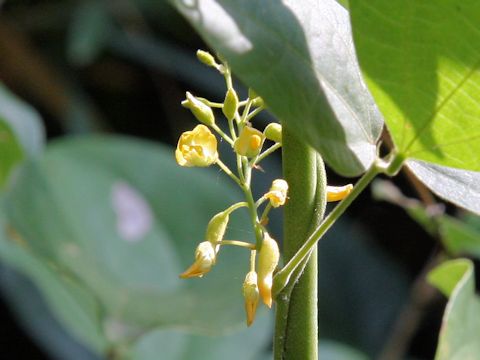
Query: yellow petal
[[327, 184, 353, 202]]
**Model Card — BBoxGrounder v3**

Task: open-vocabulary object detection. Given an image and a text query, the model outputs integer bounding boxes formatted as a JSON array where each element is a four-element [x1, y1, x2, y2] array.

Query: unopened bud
[[327, 184, 353, 202], [222, 88, 239, 121], [264, 123, 282, 144], [257, 234, 280, 307], [248, 88, 264, 107], [234, 126, 265, 158], [179, 241, 216, 279], [265, 179, 288, 208], [182, 92, 215, 126], [196, 50, 217, 67], [205, 210, 229, 251], [243, 271, 260, 326]]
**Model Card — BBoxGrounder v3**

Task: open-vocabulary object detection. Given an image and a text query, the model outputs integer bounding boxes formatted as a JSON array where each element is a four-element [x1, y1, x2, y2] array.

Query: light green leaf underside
[[350, 0, 480, 171], [172, 0, 383, 176], [427, 259, 480, 360], [1, 136, 254, 354], [0, 83, 45, 157], [407, 159, 480, 215], [0, 121, 24, 188]]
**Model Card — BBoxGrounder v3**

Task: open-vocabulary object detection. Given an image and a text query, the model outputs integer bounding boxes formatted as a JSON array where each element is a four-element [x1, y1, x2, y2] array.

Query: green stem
[[246, 106, 264, 122], [253, 143, 282, 166], [273, 128, 327, 360], [242, 184, 263, 248], [216, 159, 242, 187], [273, 160, 381, 296], [224, 201, 248, 214], [218, 240, 255, 249], [259, 202, 273, 225], [211, 123, 234, 146]]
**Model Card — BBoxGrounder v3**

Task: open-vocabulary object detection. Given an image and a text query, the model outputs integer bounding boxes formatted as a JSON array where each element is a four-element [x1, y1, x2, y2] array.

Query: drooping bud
[[248, 88, 264, 107], [175, 125, 218, 167], [234, 126, 265, 158], [242, 271, 260, 326], [257, 233, 280, 308], [327, 184, 353, 202], [179, 241, 216, 278], [263, 123, 282, 144], [205, 210, 229, 251], [196, 50, 217, 67], [222, 88, 239, 121], [265, 179, 288, 208], [182, 92, 215, 126]]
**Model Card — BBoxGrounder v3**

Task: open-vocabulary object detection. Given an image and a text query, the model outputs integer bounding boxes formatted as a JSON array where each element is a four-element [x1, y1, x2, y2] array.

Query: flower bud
[[205, 210, 229, 251], [251, 96, 264, 107], [222, 88, 239, 121], [196, 50, 217, 67], [265, 179, 288, 208], [182, 92, 215, 126], [327, 184, 353, 202], [180, 241, 216, 278], [175, 125, 218, 167], [264, 123, 282, 144], [257, 233, 280, 307], [243, 271, 260, 326], [234, 126, 265, 158]]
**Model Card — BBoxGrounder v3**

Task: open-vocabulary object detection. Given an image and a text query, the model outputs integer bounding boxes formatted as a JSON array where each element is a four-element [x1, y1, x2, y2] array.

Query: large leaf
[[67, 1, 113, 66], [0, 121, 24, 188], [0, 83, 45, 187], [427, 259, 480, 360], [0, 83, 45, 157], [407, 159, 480, 215], [171, 0, 383, 176], [131, 312, 272, 360], [2, 136, 255, 353], [350, 1, 480, 171], [0, 211, 107, 354], [438, 216, 480, 259]]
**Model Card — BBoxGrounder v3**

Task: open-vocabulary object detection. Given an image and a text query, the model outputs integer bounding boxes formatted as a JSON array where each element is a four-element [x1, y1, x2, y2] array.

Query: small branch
[[273, 160, 381, 296], [216, 159, 242, 187]]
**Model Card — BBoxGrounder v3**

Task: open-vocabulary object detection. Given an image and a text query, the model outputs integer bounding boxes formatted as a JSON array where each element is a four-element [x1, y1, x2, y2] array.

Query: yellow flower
[[327, 184, 353, 202], [258, 233, 280, 308], [179, 241, 216, 279], [243, 271, 260, 327], [265, 179, 288, 208], [234, 126, 265, 158], [175, 125, 218, 167]]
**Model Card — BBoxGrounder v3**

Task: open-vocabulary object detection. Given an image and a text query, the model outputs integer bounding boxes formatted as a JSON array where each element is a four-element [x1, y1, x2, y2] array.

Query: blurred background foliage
[[0, 1, 478, 359]]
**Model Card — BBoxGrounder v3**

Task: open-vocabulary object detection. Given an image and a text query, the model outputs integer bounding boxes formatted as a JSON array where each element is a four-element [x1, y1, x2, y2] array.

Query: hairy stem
[[273, 128, 327, 360], [273, 161, 381, 295]]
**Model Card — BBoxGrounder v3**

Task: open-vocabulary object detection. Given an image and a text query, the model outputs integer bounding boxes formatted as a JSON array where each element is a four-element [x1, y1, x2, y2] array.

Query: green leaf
[[0, 121, 24, 188], [0, 83, 45, 188], [0, 211, 108, 353], [407, 160, 480, 215], [67, 1, 112, 66], [2, 136, 254, 351], [171, 0, 383, 176], [438, 215, 480, 259], [350, 1, 480, 171], [427, 259, 480, 360], [131, 312, 272, 360], [0, 83, 45, 157]]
